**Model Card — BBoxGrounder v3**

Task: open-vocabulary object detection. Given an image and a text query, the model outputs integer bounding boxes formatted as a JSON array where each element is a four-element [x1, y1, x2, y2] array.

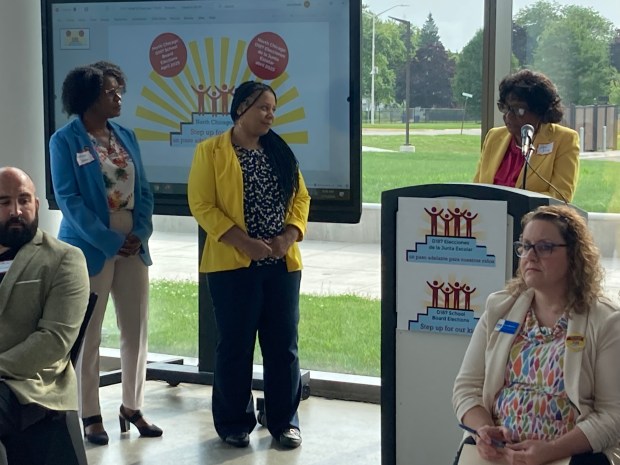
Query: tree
[[533, 5, 616, 105], [513, 0, 562, 68], [409, 13, 455, 108], [451, 30, 483, 119], [361, 6, 407, 111]]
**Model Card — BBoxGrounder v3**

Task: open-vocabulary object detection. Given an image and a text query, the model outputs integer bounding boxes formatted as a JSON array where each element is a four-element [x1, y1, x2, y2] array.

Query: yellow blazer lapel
[[0, 230, 42, 317]]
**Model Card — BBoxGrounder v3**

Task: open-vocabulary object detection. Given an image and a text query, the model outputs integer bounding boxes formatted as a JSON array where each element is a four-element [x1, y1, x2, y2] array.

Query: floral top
[[234, 144, 286, 266], [90, 131, 135, 211], [493, 308, 579, 441]]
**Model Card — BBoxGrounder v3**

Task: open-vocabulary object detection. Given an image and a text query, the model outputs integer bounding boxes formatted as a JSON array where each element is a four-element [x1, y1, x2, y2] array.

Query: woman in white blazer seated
[[453, 205, 620, 465]]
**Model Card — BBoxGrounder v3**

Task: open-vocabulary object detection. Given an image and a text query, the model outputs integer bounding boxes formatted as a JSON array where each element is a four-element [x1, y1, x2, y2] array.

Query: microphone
[[520, 124, 535, 160]]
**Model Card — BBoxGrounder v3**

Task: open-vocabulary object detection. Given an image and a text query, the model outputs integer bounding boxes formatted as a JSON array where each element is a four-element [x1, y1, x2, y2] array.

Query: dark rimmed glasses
[[497, 102, 527, 117], [513, 241, 567, 258]]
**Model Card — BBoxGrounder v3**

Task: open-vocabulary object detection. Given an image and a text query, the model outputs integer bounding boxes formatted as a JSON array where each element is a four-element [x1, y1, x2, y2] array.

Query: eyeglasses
[[497, 102, 527, 117], [513, 241, 567, 258], [103, 86, 125, 98]]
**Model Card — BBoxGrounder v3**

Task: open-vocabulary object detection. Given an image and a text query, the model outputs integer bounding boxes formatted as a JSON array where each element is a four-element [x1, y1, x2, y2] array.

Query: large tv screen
[[41, 0, 361, 223]]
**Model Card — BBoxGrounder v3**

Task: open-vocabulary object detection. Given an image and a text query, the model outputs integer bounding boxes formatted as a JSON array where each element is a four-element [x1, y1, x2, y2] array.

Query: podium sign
[[396, 197, 509, 334]]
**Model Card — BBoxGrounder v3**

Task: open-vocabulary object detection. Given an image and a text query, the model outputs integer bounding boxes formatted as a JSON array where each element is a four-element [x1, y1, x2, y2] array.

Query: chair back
[[70, 292, 98, 366]]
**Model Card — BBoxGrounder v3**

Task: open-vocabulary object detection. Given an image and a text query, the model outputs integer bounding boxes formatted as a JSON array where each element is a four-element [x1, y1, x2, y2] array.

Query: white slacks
[[75, 210, 150, 418]]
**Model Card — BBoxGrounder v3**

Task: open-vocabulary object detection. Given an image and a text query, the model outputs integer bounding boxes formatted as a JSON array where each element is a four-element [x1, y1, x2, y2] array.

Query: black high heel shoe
[[82, 415, 109, 446], [119, 405, 163, 437]]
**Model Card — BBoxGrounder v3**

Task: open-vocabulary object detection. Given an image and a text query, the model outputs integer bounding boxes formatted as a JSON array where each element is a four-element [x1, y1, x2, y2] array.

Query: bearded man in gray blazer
[[0, 167, 89, 464]]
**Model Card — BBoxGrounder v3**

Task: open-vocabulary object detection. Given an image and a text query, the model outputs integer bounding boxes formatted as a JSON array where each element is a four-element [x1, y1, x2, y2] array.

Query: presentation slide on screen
[[49, 1, 352, 198]]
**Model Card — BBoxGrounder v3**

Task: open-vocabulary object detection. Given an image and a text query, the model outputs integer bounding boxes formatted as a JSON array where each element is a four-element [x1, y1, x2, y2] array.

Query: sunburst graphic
[[134, 37, 308, 147]]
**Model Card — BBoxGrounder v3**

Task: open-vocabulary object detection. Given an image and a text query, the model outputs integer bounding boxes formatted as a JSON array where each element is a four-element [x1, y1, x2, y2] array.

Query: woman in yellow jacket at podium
[[473, 69, 579, 202], [187, 81, 310, 450]]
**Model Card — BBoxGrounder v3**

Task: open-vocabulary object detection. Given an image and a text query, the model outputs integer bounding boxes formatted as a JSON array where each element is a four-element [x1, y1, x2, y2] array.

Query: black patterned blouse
[[234, 144, 286, 266]]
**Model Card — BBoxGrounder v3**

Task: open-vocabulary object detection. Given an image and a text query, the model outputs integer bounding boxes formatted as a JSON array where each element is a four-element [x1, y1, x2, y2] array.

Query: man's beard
[[0, 213, 38, 250]]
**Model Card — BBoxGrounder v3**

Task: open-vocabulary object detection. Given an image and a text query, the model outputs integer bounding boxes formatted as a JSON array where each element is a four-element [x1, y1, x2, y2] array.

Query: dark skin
[[223, 89, 301, 258], [82, 76, 142, 260], [80, 75, 152, 433]]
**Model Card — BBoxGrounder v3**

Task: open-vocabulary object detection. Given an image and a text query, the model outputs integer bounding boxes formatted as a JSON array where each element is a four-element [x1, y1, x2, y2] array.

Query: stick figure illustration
[[463, 285, 477, 310], [424, 207, 444, 236], [450, 208, 467, 237], [190, 83, 208, 113], [206, 86, 222, 114], [441, 286, 453, 308], [216, 83, 235, 114], [441, 211, 453, 237], [464, 211, 479, 237], [449, 281, 464, 309], [426, 280, 444, 308]]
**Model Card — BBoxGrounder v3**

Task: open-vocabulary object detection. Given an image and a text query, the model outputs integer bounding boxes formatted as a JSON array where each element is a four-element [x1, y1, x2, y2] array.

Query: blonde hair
[[507, 205, 604, 314]]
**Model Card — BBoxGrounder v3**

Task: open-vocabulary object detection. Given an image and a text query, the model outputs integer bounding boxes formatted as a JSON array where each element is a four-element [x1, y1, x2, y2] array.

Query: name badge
[[494, 319, 519, 334], [566, 334, 585, 351], [537, 142, 554, 155], [76, 148, 95, 166], [0, 260, 13, 274]]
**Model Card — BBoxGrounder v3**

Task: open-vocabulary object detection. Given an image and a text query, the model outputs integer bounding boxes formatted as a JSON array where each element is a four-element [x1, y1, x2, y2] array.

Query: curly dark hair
[[507, 205, 604, 315], [230, 81, 299, 206], [498, 69, 564, 123], [61, 61, 126, 116]]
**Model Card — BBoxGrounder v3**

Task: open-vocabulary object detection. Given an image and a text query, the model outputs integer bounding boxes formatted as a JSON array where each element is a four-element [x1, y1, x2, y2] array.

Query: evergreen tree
[[408, 13, 455, 108]]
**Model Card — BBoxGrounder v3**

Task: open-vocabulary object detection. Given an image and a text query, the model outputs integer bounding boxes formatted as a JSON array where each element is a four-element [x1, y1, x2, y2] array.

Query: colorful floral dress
[[89, 131, 135, 211], [493, 308, 579, 441]]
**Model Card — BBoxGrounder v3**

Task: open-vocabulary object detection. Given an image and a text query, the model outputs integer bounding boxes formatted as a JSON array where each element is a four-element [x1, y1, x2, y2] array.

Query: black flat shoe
[[278, 428, 302, 448], [82, 415, 109, 446], [224, 432, 250, 448], [119, 405, 163, 437]]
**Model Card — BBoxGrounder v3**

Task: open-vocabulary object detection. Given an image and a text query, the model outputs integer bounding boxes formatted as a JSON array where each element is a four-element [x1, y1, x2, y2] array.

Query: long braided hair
[[230, 81, 299, 206]]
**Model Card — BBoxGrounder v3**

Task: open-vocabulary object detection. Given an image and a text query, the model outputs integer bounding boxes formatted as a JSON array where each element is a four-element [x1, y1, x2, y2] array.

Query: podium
[[380, 183, 580, 465]]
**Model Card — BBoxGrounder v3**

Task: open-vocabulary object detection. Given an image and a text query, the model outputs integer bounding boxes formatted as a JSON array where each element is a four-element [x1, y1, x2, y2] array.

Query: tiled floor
[[85, 381, 380, 465]]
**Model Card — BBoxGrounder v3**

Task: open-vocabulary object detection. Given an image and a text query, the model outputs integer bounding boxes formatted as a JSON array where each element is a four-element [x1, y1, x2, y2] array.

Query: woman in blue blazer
[[49, 62, 162, 445]]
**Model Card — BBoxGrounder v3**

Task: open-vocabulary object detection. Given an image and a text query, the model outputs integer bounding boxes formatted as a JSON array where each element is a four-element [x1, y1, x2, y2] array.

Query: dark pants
[[453, 436, 611, 465], [207, 262, 302, 440], [0, 382, 49, 465]]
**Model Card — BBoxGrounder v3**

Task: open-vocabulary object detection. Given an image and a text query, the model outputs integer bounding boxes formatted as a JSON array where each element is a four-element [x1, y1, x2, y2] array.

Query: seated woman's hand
[[504, 439, 555, 465], [476, 425, 511, 461]]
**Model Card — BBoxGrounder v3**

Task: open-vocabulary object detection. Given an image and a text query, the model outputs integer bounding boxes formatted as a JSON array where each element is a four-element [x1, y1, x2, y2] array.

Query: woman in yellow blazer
[[188, 81, 310, 450], [473, 69, 579, 202]]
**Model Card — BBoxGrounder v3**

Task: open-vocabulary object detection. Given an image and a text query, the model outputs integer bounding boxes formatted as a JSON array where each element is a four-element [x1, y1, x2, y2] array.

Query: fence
[[564, 105, 618, 151], [363, 107, 475, 124]]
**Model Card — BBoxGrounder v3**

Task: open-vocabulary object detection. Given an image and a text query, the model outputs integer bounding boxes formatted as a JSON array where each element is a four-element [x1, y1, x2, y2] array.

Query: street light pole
[[390, 15, 415, 152], [368, 4, 407, 125]]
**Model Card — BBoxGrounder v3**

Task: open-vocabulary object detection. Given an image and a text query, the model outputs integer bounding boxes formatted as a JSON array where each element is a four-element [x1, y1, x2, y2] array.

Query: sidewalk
[[148, 230, 619, 303], [148, 231, 381, 298]]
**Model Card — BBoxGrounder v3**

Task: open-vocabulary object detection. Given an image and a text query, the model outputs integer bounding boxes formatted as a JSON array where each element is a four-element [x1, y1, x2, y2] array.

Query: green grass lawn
[[100, 128, 620, 378], [363, 134, 620, 213], [102, 281, 381, 376]]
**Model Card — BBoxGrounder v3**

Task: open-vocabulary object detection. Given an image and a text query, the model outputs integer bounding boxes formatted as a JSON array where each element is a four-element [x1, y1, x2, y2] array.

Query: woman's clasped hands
[[118, 233, 141, 257], [475, 426, 558, 465]]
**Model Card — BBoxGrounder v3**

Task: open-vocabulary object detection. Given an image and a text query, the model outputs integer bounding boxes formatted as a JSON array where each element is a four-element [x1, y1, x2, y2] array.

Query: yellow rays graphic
[[135, 37, 308, 146]]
